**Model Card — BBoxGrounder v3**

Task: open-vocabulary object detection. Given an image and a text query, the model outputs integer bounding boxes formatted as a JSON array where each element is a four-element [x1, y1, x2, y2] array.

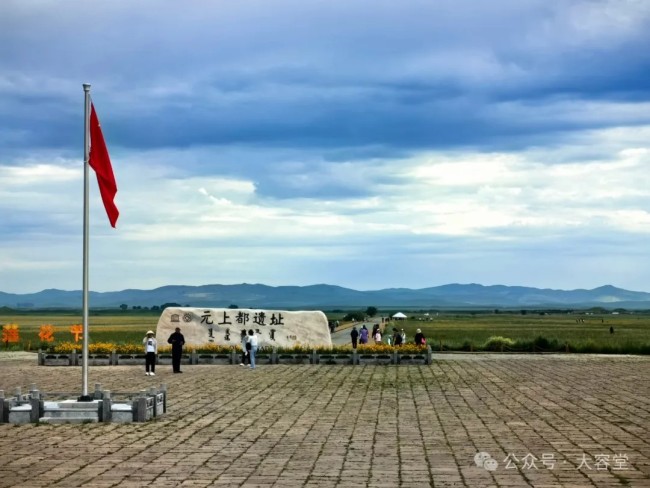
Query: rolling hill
[[2, 283, 650, 310]]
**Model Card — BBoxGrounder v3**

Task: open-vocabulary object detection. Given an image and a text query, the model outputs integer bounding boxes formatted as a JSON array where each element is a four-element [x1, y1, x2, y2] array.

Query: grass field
[[1, 310, 649, 354], [381, 312, 650, 353]]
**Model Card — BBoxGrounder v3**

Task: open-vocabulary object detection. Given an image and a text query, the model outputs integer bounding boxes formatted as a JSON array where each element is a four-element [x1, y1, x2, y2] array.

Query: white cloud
[[3, 127, 650, 292], [0, 161, 79, 185], [560, 0, 650, 46], [2, 0, 650, 294]]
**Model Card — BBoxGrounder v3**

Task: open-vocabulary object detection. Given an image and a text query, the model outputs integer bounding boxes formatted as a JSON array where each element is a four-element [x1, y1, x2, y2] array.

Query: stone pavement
[[0, 354, 648, 488]]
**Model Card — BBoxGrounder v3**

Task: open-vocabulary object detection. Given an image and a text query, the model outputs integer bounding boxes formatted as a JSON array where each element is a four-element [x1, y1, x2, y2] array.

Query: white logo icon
[[475, 452, 498, 471]]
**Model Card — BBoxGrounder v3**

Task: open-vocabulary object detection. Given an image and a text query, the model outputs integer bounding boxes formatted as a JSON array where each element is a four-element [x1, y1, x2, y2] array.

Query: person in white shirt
[[247, 329, 259, 369], [374, 329, 382, 344], [142, 330, 158, 376]]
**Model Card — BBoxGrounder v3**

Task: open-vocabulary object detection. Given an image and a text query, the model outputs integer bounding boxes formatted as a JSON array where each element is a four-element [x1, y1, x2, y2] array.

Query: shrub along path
[[0, 354, 648, 487]]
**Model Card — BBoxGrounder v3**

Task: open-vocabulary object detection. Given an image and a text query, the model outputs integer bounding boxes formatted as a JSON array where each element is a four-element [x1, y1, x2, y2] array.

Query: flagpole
[[80, 83, 91, 401]]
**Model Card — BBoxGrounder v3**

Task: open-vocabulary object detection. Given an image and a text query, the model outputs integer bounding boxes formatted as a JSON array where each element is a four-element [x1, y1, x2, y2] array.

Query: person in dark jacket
[[167, 327, 185, 373], [350, 325, 359, 349], [240, 329, 249, 366], [393, 327, 403, 346], [414, 328, 426, 346]]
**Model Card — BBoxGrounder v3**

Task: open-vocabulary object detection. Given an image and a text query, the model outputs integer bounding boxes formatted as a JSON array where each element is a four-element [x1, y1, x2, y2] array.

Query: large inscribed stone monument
[[156, 308, 332, 348]]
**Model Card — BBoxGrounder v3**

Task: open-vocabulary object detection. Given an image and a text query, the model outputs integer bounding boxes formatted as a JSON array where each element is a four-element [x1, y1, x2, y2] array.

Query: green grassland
[[383, 312, 650, 353], [1, 310, 649, 354]]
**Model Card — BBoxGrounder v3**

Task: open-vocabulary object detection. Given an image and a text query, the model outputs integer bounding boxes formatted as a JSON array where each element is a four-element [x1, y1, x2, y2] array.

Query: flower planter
[[255, 354, 271, 364], [88, 354, 111, 366], [397, 354, 427, 365], [358, 354, 375, 365], [358, 354, 392, 365], [157, 354, 172, 365], [197, 354, 231, 365], [38, 347, 431, 366], [43, 354, 72, 366], [375, 354, 392, 365], [277, 354, 309, 364], [155, 354, 191, 365], [318, 354, 353, 365], [276, 354, 311, 364], [294, 354, 311, 364], [117, 354, 146, 365]]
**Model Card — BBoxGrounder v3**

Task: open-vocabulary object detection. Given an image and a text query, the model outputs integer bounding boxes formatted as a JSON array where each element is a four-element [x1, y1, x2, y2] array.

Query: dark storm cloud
[[1, 0, 649, 158]]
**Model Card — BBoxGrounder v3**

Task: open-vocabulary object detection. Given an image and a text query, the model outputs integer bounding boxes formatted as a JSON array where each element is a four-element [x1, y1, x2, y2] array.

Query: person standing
[[414, 328, 426, 346], [350, 325, 359, 349], [167, 327, 185, 373], [374, 328, 382, 344], [393, 327, 403, 347], [143, 330, 157, 376], [248, 329, 258, 369], [240, 329, 249, 366], [359, 325, 369, 345]]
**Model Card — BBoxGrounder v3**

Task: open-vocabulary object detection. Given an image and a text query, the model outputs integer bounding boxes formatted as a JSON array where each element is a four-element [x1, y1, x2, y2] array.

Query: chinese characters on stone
[[198, 310, 286, 342]]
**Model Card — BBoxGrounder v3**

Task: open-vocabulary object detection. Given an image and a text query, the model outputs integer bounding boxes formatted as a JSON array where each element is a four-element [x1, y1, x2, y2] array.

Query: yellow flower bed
[[53, 342, 81, 353], [52, 342, 238, 354], [54, 342, 145, 354]]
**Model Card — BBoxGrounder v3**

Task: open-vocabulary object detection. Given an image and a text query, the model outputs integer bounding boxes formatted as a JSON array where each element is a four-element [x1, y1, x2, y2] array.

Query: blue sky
[[2, 0, 650, 294]]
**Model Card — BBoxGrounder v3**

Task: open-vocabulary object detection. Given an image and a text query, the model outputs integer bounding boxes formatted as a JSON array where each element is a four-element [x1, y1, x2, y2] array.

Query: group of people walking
[[349, 324, 426, 349]]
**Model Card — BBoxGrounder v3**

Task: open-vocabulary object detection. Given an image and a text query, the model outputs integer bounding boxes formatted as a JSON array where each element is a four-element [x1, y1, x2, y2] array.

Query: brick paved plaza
[[0, 354, 648, 488]]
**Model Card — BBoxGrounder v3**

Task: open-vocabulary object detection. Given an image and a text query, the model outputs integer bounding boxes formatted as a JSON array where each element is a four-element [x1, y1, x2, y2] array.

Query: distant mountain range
[[2, 283, 650, 310]]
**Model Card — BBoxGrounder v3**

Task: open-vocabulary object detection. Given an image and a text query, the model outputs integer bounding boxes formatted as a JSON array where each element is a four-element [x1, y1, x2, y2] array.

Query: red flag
[[89, 103, 119, 228]]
